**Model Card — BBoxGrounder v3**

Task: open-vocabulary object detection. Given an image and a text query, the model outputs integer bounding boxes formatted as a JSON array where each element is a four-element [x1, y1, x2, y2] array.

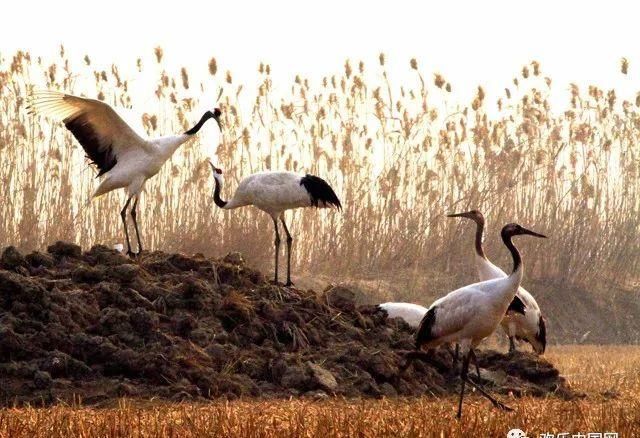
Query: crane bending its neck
[[159, 111, 221, 159], [211, 168, 228, 208]]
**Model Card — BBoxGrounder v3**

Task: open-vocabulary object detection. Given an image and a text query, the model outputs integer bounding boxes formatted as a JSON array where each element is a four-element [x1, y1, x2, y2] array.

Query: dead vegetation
[[1, 48, 639, 435], [0, 346, 639, 438], [1, 50, 640, 306], [0, 243, 570, 406]]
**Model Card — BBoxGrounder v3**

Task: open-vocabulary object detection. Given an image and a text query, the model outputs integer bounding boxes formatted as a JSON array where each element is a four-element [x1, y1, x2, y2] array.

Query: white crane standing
[[209, 163, 341, 286], [404, 223, 547, 418], [448, 210, 547, 354], [28, 91, 222, 257]]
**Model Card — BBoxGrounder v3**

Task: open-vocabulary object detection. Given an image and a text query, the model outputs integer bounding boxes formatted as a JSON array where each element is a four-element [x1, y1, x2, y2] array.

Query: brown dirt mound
[[0, 243, 574, 405]]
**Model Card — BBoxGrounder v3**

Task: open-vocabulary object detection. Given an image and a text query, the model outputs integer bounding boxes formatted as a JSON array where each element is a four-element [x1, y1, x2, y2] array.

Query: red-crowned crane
[[406, 223, 547, 418], [209, 163, 341, 286], [28, 91, 222, 257], [448, 210, 546, 354]]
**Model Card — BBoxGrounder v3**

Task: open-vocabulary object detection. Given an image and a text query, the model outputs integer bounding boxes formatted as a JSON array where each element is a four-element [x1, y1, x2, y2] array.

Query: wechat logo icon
[[507, 429, 527, 438]]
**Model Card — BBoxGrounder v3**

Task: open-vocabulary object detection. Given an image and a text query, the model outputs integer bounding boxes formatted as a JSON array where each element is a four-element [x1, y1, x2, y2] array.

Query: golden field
[[0, 345, 638, 438]]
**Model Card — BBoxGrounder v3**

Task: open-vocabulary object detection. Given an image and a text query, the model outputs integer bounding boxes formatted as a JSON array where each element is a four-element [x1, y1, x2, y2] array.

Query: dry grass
[[1, 50, 639, 434], [2, 49, 640, 303], [547, 345, 640, 397], [0, 345, 638, 437]]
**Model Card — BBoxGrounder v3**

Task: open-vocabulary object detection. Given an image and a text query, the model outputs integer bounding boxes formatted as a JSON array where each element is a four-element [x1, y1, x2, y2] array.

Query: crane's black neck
[[213, 176, 227, 208], [474, 218, 486, 259], [185, 111, 213, 136], [501, 229, 522, 274]]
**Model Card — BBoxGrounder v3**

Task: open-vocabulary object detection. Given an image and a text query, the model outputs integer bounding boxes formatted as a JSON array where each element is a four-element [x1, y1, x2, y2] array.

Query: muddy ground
[[0, 243, 574, 406]]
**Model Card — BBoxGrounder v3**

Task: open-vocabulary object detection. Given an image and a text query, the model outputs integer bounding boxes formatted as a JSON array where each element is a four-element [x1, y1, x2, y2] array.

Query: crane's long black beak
[[447, 211, 473, 218], [522, 228, 547, 238]]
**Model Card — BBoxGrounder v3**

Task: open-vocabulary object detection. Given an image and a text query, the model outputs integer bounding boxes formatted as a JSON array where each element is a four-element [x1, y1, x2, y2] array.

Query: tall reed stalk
[[1, 49, 639, 299]]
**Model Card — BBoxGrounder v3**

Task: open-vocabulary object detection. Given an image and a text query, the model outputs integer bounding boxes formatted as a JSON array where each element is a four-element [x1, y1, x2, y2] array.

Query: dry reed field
[[2, 47, 640, 437], [0, 345, 638, 438], [2, 49, 640, 304]]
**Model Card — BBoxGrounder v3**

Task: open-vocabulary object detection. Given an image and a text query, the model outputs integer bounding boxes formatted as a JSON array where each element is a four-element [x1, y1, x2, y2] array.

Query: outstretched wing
[[28, 91, 150, 176]]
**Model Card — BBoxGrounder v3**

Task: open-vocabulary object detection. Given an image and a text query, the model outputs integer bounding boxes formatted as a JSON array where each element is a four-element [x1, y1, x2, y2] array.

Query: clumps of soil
[[0, 242, 573, 405]]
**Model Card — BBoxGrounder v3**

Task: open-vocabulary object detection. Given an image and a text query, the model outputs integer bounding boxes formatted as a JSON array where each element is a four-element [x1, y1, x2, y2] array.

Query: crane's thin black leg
[[120, 196, 134, 257], [131, 196, 143, 256], [461, 349, 512, 413], [272, 216, 280, 284], [469, 348, 481, 380], [508, 336, 517, 354], [462, 375, 513, 412], [457, 352, 471, 419], [280, 216, 293, 286]]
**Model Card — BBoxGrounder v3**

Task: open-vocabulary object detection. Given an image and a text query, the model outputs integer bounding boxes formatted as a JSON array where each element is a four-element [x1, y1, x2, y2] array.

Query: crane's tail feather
[[300, 174, 342, 210], [506, 295, 526, 315], [536, 315, 547, 353], [415, 306, 438, 349]]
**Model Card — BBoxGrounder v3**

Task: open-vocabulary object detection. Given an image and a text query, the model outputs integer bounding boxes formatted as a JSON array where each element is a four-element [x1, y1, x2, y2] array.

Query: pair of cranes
[[381, 210, 546, 356], [28, 91, 341, 285], [382, 212, 547, 418], [410, 222, 547, 418], [29, 91, 547, 419]]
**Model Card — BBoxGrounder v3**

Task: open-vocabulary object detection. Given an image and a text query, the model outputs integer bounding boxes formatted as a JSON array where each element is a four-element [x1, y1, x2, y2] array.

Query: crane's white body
[[211, 166, 341, 286], [216, 171, 315, 215], [421, 270, 523, 352], [94, 134, 191, 197], [378, 302, 428, 328]]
